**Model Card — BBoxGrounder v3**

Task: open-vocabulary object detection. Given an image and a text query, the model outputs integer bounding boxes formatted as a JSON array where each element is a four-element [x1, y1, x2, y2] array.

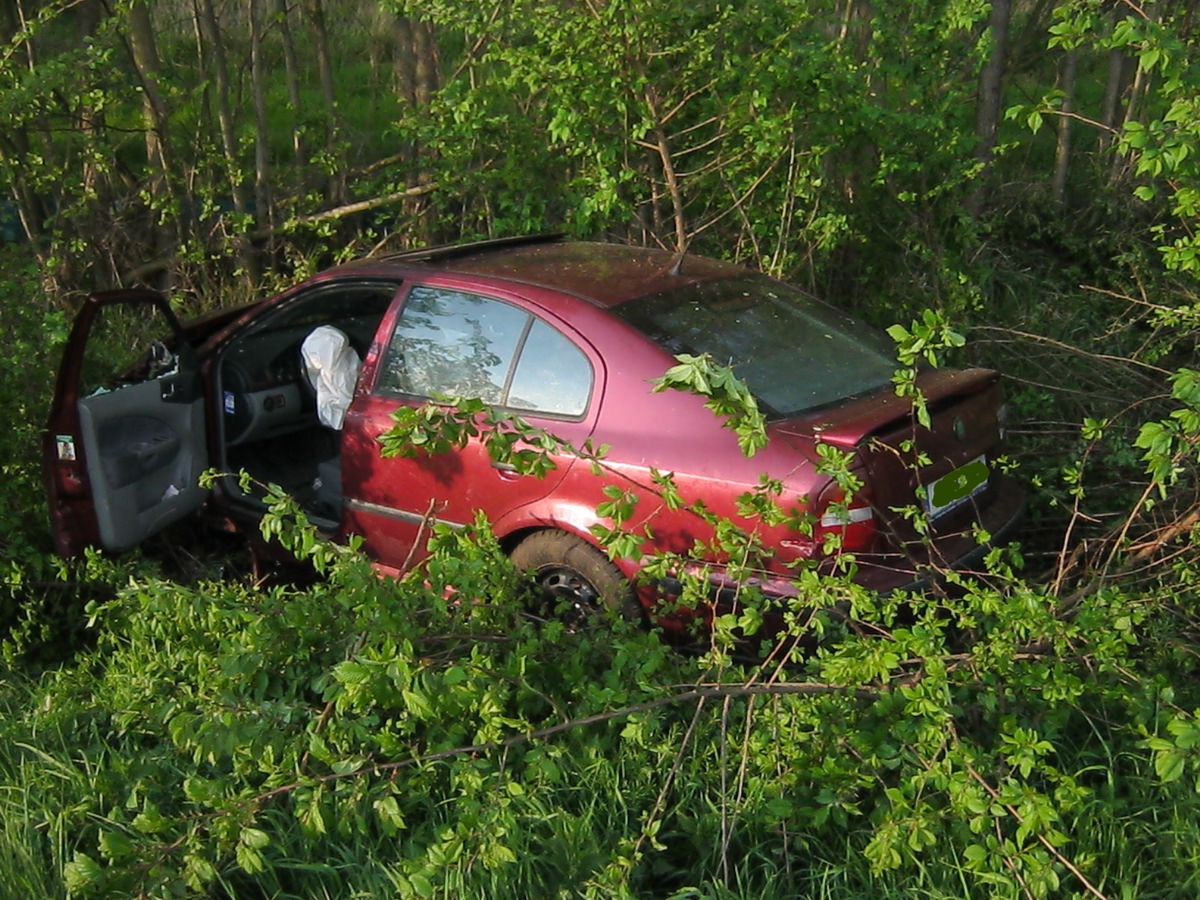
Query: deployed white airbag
[[301, 326, 361, 430]]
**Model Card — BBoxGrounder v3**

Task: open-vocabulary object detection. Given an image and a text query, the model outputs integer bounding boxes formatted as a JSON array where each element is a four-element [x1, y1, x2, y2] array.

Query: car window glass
[[242, 283, 399, 339], [80, 300, 180, 396], [378, 287, 530, 403], [507, 318, 592, 417], [614, 275, 897, 417], [221, 282, 397, 405]]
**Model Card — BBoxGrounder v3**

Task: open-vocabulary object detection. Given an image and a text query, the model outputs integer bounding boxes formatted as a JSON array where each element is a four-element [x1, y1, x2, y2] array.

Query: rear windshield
[[614, 275, 897, 417]]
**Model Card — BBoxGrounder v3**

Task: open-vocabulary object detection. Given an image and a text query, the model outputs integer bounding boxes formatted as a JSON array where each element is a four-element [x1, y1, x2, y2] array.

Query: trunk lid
[[774, 367, 1007, 554]]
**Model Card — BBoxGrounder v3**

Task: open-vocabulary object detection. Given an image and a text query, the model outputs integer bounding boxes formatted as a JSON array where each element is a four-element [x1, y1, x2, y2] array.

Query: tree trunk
[[976, 0, 1013, 162], [275, 0, 305, 173], [1098, 40, 1128, 156], [393, 18, 439, 121], [968, 0, 1012, 217], [74, 0, 104, 41], [645, 87, 687, 253], [195, 0, 255, 279], [0, 130, 45, 243], [126, 2, 169, 187], [394, 17, 416, 123], [412, 19, 438, 110], [836, 0, 871, 57], [0, 6, 43, 241], [305, 0, 342, 204], [1111, 3, 1159, 182], [127, 1, 186, 251], [1052, 48, 1077, 204], [13, 0, 37, 70], [75, 0, 117, 281], [249, 0, 272, 234], [196, 0, 246, 219], [13, 0, 65, 242], [392, 16, 440, 241]]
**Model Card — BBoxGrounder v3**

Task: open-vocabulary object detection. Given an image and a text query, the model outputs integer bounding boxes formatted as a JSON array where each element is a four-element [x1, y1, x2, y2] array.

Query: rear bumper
[[852, 472, 1026, 595], [653, 475, 1025, 613]]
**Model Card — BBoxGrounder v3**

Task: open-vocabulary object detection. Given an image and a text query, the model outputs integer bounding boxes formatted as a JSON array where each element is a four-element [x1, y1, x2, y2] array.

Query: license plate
[[924, 455, 989, 518]]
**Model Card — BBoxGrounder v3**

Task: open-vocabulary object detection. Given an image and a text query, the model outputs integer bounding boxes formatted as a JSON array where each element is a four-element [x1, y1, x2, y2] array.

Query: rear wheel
[[510, 530, 641, 628]]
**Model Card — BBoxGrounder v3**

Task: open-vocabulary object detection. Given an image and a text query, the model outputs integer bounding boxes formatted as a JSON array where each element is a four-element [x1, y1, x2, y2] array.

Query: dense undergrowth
[[5, 200, 1200, 898], [2, 482, 1198, 899]]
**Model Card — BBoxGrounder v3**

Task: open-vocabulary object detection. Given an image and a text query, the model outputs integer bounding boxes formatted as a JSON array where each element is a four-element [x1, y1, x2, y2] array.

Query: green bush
[[5, 358, 1200, 897], [0, 248, 73, 642]]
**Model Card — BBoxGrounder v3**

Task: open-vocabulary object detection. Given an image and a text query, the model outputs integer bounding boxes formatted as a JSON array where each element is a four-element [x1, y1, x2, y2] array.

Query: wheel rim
[[534, 566, 601, 627]]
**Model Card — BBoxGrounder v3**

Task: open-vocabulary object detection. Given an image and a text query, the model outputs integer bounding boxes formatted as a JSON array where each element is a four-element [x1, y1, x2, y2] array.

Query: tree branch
[[251, 679, 875, 807], [121, 182, 438, 285], [966, 763, 1110, 900]]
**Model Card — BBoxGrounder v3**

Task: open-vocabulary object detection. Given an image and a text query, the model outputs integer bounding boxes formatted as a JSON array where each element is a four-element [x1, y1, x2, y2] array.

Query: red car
[[44, 235, 1022, 634]]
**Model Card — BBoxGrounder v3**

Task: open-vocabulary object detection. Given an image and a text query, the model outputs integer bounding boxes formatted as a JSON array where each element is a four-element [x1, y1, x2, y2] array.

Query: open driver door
[[43, 290, 209, 556]]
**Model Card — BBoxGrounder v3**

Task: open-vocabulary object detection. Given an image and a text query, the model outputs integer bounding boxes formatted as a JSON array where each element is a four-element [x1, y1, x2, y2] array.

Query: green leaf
[[409, 873, 436, 897], [1156, 748, 1187, 783], [374, 795, 407, 835], [236, 842, 266, 874], [240, 827, 271, 850], [132, 801, 169, 835], [97, 829, 133, 862], [64, 852, 104, 893], [333, 661, 371, 685], [963, 843, 988, 866]]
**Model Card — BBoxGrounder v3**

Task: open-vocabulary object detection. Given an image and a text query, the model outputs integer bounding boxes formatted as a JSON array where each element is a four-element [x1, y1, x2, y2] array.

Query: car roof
[[331, 235, 745, 309]]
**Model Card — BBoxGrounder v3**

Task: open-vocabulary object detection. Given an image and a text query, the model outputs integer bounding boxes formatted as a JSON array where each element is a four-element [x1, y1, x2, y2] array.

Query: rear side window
[[377, 286, 592, 417]]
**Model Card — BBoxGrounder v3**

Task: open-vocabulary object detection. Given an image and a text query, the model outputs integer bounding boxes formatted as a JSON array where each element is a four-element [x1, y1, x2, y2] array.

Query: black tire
[[510, 530, 642, 628]]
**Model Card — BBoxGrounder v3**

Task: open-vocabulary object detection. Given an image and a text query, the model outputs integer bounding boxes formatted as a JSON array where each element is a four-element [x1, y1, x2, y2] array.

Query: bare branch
[[248, 678, 876, 810], [687, 156, 783, 242], [971, 326, 1172, 376], [121, 183, 438, 285]]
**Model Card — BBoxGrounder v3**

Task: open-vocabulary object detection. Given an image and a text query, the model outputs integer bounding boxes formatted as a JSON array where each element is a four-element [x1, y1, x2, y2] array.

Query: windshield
[[614, 275, 897, 417]]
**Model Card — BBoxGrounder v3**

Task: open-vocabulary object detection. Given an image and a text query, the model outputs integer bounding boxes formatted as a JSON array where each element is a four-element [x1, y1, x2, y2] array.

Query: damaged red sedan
[[44, 235, 1022, 634]]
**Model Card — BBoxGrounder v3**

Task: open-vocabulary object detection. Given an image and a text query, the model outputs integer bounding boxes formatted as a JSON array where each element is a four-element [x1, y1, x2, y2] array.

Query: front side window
[[377, 286, 592, 417], [79, 299, 185, 396]]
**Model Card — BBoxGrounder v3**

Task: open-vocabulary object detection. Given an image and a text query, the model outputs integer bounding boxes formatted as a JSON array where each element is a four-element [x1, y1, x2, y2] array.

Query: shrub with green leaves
[[7, 339, 1200, 899], [2, 485, 1196, 898], [0, 248, 72, 641]]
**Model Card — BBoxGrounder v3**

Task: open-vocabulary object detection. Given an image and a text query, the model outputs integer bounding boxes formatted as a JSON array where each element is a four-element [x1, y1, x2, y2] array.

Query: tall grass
[[0, 678, 86, 900]]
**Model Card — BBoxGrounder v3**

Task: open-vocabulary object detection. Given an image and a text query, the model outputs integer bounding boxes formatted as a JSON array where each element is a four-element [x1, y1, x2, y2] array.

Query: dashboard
[[220, 324, 316, 446]]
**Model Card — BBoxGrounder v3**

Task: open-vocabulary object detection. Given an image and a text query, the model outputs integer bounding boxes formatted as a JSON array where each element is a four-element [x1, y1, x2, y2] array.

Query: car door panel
[[78, 377, 208, 551], [44, 290, 208, 556], [340, 280, 602, 570], [343, 397, 592, 568]]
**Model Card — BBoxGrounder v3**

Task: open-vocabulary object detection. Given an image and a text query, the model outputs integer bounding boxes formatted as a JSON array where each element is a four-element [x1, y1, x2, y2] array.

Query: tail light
[[815, 486, 878, 555]]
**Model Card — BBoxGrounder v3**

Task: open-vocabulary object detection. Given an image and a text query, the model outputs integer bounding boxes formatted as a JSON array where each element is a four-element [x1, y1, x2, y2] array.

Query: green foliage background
[[4, 0, 1200, 897]]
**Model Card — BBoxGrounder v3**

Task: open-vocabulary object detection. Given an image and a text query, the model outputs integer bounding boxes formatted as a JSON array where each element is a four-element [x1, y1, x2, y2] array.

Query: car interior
[[217, 281, 400, 525]]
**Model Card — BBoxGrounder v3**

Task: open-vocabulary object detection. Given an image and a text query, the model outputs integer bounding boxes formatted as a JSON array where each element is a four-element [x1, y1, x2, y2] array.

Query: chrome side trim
[[345, 498, 465, 530]]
